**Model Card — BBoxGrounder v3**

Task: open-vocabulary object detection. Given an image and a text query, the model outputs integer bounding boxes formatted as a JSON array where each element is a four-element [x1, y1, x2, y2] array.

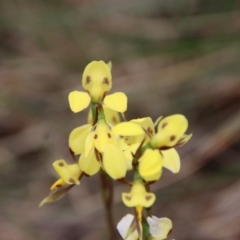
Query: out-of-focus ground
[[0, 0, 240, 239]]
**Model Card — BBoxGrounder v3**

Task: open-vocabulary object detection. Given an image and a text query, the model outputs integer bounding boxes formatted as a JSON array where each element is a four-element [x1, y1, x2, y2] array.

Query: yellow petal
[[131, 117, 155, 136], [112, 122, 145, 136], [125, 117, 154, 145], [103, 144, 127, 179], [82, 61, 112, 102], [50, 178, 66, 190], [151, 114, 188, 148], [79, 150, 100, 176], [122, 181, 156, 208], [84, 132, 94, 158], [69, 125, 92, 154], [68, 91, 91, 113], [161, 148, 180, 173], [104, 107, 121, 126], [139, 149, 163, 181], [103, 92, 128, 113], [124, 135, 145, 145], [92, 120, 114, 153], [53, 159, 82, 185]]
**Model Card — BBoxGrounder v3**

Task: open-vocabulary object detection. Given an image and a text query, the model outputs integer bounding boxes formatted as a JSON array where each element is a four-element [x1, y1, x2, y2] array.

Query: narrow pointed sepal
[[39, 185, 74, 207]]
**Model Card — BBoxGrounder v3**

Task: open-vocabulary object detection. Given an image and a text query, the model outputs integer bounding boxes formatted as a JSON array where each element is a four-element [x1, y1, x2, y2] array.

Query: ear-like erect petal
[[104, 92, 128, 113], [68, 91, 91, 113]]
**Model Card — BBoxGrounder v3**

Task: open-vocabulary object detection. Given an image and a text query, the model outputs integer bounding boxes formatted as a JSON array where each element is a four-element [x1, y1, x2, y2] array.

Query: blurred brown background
[[1, 0, 240, 239]]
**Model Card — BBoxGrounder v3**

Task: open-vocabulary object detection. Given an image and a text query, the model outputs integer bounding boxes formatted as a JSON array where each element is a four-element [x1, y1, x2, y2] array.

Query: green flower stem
[[142, 219, 151, 240], [91, 103, 98, 125], [140, 142, 151, 155], [100, 170, 116, 240]]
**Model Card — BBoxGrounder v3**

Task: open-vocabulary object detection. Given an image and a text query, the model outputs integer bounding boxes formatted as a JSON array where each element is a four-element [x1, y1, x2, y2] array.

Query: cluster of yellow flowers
[[40, 61, 192, 240]]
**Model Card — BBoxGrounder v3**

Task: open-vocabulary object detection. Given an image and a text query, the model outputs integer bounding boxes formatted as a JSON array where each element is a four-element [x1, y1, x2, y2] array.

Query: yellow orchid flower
[[147, 216, 172, 240], [50, 159, 82, 190], [150, 114, 191, 149], [138, 149, 163, 182], [79, 149, 100, 176], [69, 61, 128, 115], [122, 180, 156, 208], [113, 115, 191, 174], [74, 118, 127, 179]]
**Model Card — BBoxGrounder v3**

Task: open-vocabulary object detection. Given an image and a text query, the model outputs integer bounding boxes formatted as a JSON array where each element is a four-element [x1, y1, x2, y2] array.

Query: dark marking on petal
[[86, 76, 91, 84], [112, 117, 117, 124], [145, 195, 152, 201], [162, 122, 168, 129], [59, 162, 64, 167], [107, 133, 111, 138], [170, 135, 176, 141], [56, 184, 62, 188], [102, 77, 109, 85], [94, 134, 98, 139], [147, 127, 153, 135], [69, 179, 75, 184], [125, 196, 131, 201]]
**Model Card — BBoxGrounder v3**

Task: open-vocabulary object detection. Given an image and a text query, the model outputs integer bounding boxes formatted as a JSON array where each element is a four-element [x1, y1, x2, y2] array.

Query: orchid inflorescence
[[40, 60, 192, 240]]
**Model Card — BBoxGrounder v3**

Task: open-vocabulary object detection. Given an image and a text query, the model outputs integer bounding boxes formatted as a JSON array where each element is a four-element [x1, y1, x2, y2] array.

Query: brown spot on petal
[[69, 179, 75, 184], [94, 134, 98, 139], [125, 196, 131, 201], [162, 122, 168, 129], [147, 127, 153, 135], [59, 162, 64, 167], [107, 133, 111, 138], [112, 117, 117, 124], [170, 135, 176, 141], [86, 76, 91, 84], [56, 184, 62, 188], [102, 77, 109, 85], [145, 195, 152, 201]]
